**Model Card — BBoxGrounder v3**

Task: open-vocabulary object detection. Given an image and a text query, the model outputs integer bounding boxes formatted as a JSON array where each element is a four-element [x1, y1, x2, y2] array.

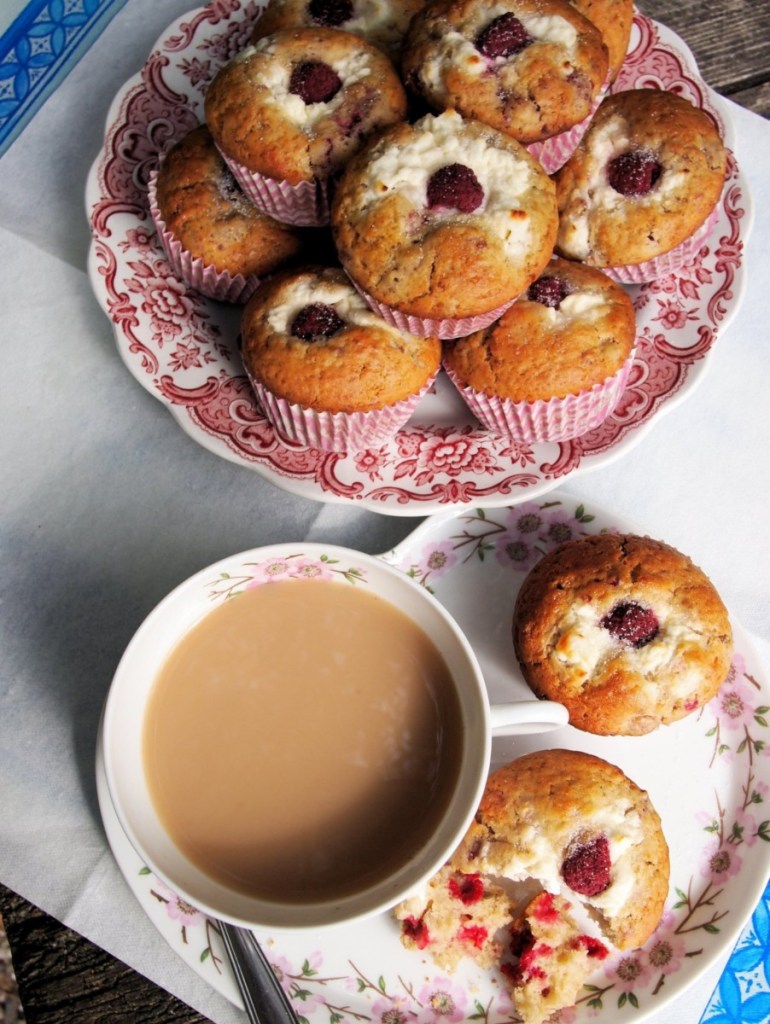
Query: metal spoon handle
[[219, 921, 299, 1024]]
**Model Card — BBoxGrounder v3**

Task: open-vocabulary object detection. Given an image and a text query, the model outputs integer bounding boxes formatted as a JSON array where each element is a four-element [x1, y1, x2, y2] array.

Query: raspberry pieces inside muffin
[[506, 892, 610, 1024], [512, 532, 734, 735], [396, 749, 668, 1023]]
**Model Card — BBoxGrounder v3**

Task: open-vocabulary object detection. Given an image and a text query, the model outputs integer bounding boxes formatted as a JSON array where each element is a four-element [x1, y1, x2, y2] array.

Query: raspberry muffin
[[240, 265, 441, 450], [251, 0, 426, 62], [148, 125, 303, 303], [568, 0, 633, 82], [513, 533, 734, 735], [331, 110, 558, 338], [442, 256, 637, 442], [401, 0, 609, 171], [554, 89, 728, 282], [204, 27, 407, 226], [452, 749, 670, 950]]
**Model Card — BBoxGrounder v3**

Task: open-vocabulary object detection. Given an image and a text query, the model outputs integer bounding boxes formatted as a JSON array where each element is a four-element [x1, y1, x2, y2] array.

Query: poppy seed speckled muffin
[[251, 0, 426, 62], [331, 110, 558, 337], [401, 0, 609, 168], [240, 265, 441, 450], [512, 533, 734, 735], [204, 27, 407, 226], [554, 89, 728, 281], [442, 256, 637, 441], [451, 749, 670, 951], [148, 125, 303, 302]]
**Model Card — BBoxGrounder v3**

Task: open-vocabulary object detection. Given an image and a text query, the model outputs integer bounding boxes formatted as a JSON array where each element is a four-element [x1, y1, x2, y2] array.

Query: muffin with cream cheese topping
[[240, 265, 441, 450], [331, 109, 558, 338], [204, 27, 407, 226], [512, 532, 734, 735], [442, 256, 637, 441], [451, 749, 670, 951], [401, 0, 610, 172], [554, 88, 728, 282]]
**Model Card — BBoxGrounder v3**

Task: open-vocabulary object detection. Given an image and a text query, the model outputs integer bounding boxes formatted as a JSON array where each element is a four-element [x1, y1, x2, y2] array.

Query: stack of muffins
[[149, 0, 728, 452]]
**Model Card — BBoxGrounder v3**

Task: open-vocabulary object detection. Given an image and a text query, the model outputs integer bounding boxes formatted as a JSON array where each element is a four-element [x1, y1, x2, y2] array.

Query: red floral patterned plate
[[86, 3, 752, 516], [96, 491, 770, 1022]]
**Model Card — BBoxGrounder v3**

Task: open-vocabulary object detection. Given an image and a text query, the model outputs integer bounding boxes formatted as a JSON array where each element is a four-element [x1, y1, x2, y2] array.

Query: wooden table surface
[[1, 1, 768, 1021]]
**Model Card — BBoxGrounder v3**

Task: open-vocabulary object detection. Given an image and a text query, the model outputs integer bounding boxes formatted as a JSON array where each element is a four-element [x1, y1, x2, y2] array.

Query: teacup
[[102, 543, 567, 931]]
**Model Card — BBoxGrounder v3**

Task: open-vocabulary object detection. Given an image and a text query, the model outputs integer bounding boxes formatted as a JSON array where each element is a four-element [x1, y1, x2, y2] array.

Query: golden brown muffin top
[[331, 110, 557, 318], [204, 27, 407, 184], [453, 748, 670, 950], [154, 124, 302, 277], [443, 257, 636, 401], [240, 265, 441, 412], [512, 532, 734, 735], [555, 88, 728, 267], [401, 0, 609, 143]]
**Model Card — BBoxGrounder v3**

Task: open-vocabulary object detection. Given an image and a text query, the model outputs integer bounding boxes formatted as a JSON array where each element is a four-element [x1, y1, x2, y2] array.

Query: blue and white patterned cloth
[[0, 0, 128, 157], [700, 879, 770, 1023]]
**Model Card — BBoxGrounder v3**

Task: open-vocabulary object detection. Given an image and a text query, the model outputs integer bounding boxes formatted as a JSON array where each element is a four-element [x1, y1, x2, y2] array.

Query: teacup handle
[[489, 700, 569, 735]]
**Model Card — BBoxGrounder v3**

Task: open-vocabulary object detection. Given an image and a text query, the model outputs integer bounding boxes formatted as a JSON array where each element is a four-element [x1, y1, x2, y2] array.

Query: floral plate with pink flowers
[[96, 490, 770, 1023], [85, 3, 753, 516]]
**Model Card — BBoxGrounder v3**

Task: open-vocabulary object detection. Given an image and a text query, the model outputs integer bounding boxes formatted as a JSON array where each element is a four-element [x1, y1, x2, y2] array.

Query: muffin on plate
[[331, 109, 558, 338], [554, 88, 728, 282], [240, 265, 441, 451], [567, 0, 633, 82], [148, 124, 303, 303], [251, 0, 426, 63], [442, 256, 637, 442], [204, 27, 407, 227], [451, 749, 670, 951], [395, 747, 667, 1020], [512, 533, 734, 735], [401, 0, 610, 172]]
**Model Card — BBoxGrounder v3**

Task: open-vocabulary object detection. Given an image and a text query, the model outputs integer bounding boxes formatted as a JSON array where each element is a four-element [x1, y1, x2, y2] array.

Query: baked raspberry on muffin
[[512, 533, 734, 735], [251, 0, 426, 62], [240, 265, 441, 450], [452, 749, 670, 950], [204, 27, 407, 226], [401, 0, 609, 171], [567, 0, 633, 82], [442, 256, 637, 442], [148, 124, 303, 303], [554, 88, 728, 282], [331, 110, 558, 338], [506, 891, 610, 1024]]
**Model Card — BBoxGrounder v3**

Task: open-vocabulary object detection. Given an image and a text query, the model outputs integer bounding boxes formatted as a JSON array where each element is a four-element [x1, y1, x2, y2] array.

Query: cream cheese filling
[[240, 42, 373, 128]]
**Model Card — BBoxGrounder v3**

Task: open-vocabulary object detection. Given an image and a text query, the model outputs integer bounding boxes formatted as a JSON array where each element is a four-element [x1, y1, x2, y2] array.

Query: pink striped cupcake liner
[[216, 149, 330, 227], [147, 171, 261, 304], [245, 370, 437, 453], [351, 281, 517, 341], [527, 75, 611, 175], [444, 350, 636, 444], [602, 204, 721, 284]]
